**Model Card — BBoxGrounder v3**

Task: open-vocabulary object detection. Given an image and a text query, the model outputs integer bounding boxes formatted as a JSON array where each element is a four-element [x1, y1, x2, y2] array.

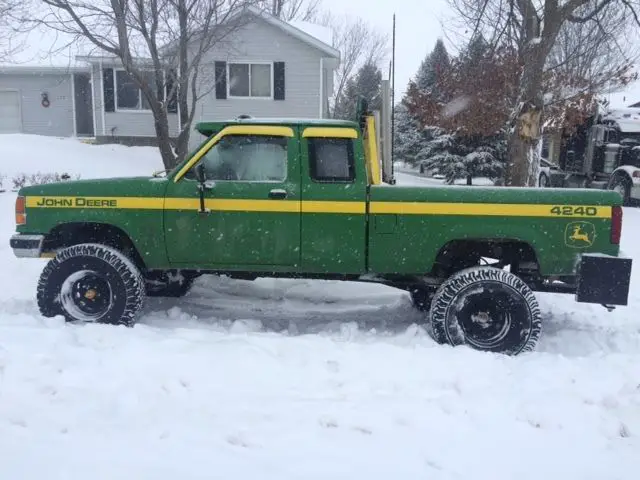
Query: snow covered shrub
[[12, 174, 27, 190], [11, 172, 79, 190]]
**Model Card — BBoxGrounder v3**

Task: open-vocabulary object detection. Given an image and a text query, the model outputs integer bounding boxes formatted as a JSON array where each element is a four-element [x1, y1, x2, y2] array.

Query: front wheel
[[37, 243, 146, 326], [427, 267, 541, 355]]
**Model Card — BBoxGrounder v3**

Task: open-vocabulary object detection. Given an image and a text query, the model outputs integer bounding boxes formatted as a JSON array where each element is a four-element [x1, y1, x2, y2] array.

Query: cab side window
[[198, 134, 288, 182], [308, 138, 355, 182]]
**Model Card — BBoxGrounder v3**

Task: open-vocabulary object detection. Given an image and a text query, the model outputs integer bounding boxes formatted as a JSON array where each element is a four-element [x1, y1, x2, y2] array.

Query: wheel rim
[[448, 282, 530, 350], [60, 270, 113, 322]]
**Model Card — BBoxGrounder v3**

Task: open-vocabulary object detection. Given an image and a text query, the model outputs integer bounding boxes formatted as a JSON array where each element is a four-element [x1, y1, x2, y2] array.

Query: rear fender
[[609, 166, 640, 186]]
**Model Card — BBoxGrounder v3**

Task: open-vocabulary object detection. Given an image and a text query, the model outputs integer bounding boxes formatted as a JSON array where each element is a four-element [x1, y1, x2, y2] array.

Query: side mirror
[[196, 163, 206, 183]]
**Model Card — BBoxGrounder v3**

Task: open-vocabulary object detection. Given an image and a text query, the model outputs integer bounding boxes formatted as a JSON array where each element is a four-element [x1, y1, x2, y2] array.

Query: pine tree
[[414, 38, 451, 102], [393, 40, 453, 166], [393, 102, 423, 165], [416, 131, 505, 185], [333, 62, 382, 120]]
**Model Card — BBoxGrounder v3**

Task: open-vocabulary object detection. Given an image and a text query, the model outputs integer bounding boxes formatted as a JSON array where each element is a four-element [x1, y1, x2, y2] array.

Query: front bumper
[[576, 253, 633, 306], [10, 234, 45, 258]]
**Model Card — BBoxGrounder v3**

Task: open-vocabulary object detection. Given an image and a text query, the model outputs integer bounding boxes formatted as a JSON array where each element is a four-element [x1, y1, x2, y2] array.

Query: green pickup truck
[[9, 109, 633, 355]]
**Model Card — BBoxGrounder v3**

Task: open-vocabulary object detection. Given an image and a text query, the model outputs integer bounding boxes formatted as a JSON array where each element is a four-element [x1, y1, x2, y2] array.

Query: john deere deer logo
[[565, 221, 596, 248]]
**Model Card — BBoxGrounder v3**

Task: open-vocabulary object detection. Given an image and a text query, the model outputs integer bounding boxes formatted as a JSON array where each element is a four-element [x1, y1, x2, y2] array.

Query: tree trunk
[[505, 46, 546, 187], [466, 174, 472, 185], [153, 109, 177, 170]]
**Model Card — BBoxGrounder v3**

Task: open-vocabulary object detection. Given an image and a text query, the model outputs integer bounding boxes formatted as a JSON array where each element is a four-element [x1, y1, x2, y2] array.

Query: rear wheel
[[609, 174, 631, 206], [427, 266, 541, 355], [37, 243, 145, 326]]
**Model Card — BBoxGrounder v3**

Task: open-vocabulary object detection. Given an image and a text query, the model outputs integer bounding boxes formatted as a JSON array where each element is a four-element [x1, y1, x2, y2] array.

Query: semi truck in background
[[541, 104, 640, 205]]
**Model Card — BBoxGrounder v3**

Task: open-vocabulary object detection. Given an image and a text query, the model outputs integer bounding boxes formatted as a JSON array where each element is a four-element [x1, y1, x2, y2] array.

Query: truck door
[[163, 126, 301, 269], [299, 127, 368, 274]]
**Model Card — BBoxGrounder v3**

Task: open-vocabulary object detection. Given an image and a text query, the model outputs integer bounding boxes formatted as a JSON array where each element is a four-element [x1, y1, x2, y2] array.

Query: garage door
[[0, 90, 21, 133]]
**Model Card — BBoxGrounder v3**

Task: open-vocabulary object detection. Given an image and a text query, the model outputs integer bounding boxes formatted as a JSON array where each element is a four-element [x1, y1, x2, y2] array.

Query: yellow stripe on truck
[[25, 196, 612, 218], [301, 127, 359, 139], [165, 198, 301, 213], [26, 196, 165, 209], [369, 202, 612, 218]]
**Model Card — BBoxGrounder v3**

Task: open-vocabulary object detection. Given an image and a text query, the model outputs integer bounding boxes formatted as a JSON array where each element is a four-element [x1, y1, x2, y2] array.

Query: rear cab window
[[308, 137, 356, 183]]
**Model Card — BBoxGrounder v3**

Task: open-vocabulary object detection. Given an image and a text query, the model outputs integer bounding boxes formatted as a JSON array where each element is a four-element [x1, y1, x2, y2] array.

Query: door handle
[[268, 189, 288, 199]]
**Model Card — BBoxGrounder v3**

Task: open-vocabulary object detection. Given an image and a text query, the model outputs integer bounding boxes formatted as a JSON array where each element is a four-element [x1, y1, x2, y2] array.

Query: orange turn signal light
[[15, 196, 26, 225]]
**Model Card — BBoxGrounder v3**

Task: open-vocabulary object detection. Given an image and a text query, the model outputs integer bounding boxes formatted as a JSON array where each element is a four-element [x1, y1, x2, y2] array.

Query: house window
[[228, 63, 272, 98], [308, 138, 355, 182], [115, 69, 156, 111]]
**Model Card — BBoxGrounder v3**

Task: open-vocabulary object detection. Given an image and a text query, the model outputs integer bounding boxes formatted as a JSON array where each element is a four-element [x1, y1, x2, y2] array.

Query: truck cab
[[163, 117, 373, 274]]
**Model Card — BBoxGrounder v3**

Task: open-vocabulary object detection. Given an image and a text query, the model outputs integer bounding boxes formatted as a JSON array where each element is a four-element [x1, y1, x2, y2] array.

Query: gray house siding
[[192, 16, 332, 132], [0, 72, 75, 136]]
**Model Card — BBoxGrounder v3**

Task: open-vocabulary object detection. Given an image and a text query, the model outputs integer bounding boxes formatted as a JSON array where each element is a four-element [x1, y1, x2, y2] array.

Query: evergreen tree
[[393, 102, 423, 165], [393, 40, 453, 166], [416, 131, 505, 185], [333, 62, 382, 120], [414, 38, 451, 102]]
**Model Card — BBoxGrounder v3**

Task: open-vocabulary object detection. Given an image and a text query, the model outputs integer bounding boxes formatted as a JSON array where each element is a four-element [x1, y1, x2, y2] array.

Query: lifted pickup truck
[[10, 109, 633, 355]]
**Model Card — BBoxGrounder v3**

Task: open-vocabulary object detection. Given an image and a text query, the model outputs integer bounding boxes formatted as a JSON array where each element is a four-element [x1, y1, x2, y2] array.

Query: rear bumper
[[576, 253, 633, 306], [9, 234, 45, 258]]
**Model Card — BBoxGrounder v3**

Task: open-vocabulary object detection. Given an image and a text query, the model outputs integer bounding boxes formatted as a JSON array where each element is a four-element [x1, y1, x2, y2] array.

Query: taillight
[[15, 196, 26, 225], [611, 205, 623, 244]]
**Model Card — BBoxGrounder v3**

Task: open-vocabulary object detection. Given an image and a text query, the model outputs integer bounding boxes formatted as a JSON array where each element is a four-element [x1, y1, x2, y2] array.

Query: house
[[0, 6, 339, 148]]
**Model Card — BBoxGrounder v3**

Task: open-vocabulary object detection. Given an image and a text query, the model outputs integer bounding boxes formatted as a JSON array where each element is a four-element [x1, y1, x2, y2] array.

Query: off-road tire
[[427, 266, 541, 355], [609, 174, 631, 206], [144, 271, 196, 298], [37, 243, 145, 326]]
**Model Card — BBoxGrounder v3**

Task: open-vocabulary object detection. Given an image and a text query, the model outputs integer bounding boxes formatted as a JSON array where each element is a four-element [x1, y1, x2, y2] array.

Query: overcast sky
[[321, 0, 640, 107], [321, 0, 452, 100]]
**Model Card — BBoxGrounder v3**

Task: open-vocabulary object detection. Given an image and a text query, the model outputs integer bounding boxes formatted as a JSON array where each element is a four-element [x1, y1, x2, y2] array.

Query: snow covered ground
[[1, 135, 639, 479]]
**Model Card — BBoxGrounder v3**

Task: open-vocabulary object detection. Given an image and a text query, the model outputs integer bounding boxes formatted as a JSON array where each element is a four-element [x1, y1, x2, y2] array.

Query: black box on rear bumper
[[576, 253, 632, 306]]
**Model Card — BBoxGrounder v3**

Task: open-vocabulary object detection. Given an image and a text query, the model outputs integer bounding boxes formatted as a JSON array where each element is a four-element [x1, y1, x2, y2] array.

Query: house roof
[[242, 6, 338, 59], [0, 6, 338, 72], [158, 5, 338, 60]]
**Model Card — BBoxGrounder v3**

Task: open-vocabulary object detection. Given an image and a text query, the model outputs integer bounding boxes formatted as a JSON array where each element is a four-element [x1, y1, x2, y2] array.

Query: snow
[[0, 135, 161, 185], [1, 134, 640, 478]]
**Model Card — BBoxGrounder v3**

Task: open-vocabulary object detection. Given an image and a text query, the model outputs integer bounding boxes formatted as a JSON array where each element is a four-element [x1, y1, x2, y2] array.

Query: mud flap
[[576, 253, 632, 306]]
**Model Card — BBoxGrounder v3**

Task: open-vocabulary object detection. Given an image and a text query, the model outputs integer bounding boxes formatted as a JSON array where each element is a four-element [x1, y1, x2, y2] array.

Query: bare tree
[[317, 11, 388, 117], [542, 3, 638, 131], [0, 0, 27, 61], [24, 0, 255, 169], [445, 0, 640, 186], [547, 3, 638, 92], [257, 0, 320, 21]]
